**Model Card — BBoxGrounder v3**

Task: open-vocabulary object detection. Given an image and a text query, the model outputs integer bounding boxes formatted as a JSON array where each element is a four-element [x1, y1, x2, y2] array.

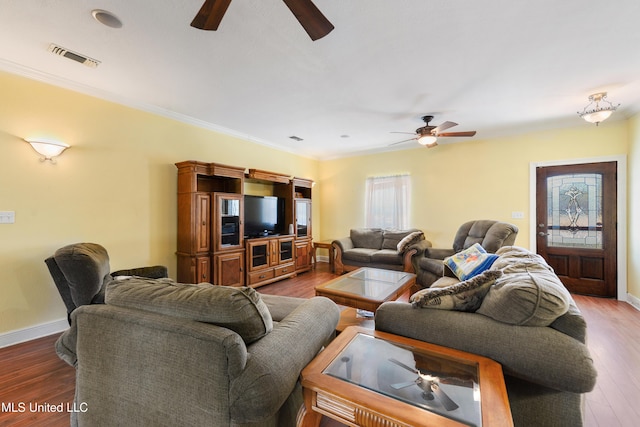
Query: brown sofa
[[332, 228, 431, 274]]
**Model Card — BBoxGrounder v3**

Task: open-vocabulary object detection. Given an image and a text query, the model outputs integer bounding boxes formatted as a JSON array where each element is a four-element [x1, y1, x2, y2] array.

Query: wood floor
[[1, 263, 638, 427]]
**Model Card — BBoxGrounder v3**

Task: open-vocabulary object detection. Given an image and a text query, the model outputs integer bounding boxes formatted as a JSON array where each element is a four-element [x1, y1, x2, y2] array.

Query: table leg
[[296, 388, 322, 427]]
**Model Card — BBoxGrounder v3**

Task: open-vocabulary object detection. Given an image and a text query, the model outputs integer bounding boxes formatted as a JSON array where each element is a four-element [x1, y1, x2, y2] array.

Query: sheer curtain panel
[[364, 174, 411, 229]]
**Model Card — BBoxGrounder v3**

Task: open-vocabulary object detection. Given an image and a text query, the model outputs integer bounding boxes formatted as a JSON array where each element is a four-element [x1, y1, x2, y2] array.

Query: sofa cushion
[[476, 246, 571, 326], [371, 249, 403, 265], [54, 243, 112, 307], [342, 248, 378, 263], [410, 269, 502, 311], [396, 231, 425, 253], [350, 228, 384, 249], [106, 277, 273, 343], [444, 243, 499, 281]]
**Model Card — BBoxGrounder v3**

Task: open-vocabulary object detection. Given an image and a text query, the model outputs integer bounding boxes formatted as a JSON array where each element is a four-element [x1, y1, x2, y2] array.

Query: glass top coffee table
[[315, 267, 416, 312], [315, 267, 416, 331], [298, 327, 513, 427]]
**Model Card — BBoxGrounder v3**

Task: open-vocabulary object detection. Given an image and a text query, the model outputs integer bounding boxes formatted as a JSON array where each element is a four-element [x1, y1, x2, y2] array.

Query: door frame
[[529, 155, 627, 301]]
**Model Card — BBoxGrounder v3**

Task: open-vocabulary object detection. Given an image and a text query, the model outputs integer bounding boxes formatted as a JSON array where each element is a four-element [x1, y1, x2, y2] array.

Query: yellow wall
[[1, 70, 637, 336], [319, 123, 628, 249], [0, 71, 319, 334], [628, 114, 640, 300]]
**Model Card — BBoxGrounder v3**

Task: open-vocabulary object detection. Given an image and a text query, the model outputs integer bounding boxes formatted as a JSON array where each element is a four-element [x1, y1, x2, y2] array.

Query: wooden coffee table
[[297, 327, 513, 427], [315, 267, 416, 331]]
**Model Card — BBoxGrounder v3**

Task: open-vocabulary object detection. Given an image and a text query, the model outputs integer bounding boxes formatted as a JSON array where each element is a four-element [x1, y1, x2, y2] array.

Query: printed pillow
[[396, 231, 425, 253], [444, 243, 499, 281], [410, 269, 503, 311]]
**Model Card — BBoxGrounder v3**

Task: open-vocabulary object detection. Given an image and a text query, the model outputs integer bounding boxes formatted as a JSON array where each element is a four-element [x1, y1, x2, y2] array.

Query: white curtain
[[364, 174, 411, 229]]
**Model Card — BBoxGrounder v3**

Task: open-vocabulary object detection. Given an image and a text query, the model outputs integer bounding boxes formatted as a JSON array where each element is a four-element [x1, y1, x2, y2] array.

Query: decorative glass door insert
[[546, 173, 603, 249]]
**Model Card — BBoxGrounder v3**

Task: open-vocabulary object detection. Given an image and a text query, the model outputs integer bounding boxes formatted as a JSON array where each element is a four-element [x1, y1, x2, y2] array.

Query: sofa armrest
[[332, 238, 354, 274], [375, 302, 597, 394], [229, 297, 340, 423], [422, 247, 456, 260], [332, 237, 354, 253], [409, 239, 433, 257], [111, 265, 168, 279]]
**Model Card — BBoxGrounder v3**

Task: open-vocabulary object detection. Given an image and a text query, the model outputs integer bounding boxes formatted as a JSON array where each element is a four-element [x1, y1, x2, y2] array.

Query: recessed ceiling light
[[92, 9, 122, 29]]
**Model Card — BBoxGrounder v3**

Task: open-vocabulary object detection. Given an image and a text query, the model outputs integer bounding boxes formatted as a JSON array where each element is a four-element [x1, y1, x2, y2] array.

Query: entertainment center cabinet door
[[214, 251, 244, 286], [214, 193, 243, 252]]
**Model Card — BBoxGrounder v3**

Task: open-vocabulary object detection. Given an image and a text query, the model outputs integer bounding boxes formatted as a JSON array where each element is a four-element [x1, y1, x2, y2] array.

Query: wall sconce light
[[24, 138, 70, 163], [577, 92, 620, 126]]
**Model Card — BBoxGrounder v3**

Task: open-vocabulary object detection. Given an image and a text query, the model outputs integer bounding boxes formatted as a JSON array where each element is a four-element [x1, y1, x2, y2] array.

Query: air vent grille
[[48, 44, 100, 68]]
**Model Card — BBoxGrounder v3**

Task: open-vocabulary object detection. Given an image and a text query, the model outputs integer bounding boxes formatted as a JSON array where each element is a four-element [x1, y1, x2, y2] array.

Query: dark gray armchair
[[45, 242, 168, 323], [413, 220, 518, 289]]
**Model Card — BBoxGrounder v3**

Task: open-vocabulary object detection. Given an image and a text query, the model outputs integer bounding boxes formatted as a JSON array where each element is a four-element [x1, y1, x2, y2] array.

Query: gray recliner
[[413, 220, 518, 288], [45, 242, 168, 323]]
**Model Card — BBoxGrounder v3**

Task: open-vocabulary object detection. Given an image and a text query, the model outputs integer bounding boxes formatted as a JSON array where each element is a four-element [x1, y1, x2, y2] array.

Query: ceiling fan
[[390, 115, 477, 148], [190, 0, 334, 41]]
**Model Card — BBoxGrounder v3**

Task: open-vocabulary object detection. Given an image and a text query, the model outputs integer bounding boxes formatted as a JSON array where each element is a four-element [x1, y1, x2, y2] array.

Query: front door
[[535, 162, 617, 297]]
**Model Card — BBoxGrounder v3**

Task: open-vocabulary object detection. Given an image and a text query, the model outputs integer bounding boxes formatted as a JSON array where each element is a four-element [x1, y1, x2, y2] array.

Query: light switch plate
[[0, 211, 15, 224], [511, 211, 525, 219]]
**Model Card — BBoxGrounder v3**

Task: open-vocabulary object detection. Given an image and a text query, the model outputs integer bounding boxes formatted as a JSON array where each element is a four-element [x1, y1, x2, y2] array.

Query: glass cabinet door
[[279, 239, 293, 262], [215, 193, 243, 251], [250, 242, 269, 270], [295, 199, 311, 238]]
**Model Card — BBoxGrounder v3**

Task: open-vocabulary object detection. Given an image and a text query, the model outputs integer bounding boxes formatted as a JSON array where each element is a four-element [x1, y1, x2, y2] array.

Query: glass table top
[[323, 333, 482, 426], [322, 268, 413, 299]]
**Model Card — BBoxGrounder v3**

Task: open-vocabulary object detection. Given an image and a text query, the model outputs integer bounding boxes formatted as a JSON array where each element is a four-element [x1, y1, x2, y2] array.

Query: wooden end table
[[297, 327, 513, 427], [315, 267, 415, 332], [312, 240, 335, 272]]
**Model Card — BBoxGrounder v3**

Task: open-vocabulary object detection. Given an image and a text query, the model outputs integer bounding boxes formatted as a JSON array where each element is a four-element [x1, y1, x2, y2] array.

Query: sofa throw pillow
[[396, 231, 425, 253], [444, 243, 499, 281], [477, 246, 572, 326], [410, 269, 503, 311], [106, 277, 273, 344]]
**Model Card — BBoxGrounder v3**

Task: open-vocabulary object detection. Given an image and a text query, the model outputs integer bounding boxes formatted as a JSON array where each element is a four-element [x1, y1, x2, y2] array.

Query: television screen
[[244, 195, 284, 238]]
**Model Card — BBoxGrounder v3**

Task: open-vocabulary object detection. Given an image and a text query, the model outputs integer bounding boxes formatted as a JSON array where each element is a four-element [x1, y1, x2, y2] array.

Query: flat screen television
[[244, 195, 285, 238]]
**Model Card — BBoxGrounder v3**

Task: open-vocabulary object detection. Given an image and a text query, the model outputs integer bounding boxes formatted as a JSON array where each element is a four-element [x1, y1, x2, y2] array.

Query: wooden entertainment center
[[176, 161, 313, 288]]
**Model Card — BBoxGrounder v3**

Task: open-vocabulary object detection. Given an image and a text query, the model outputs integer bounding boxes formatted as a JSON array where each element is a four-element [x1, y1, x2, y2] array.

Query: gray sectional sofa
[[332, 228, 431, 274], [55, 278, 339, 427], [375, 246, 597, 427]]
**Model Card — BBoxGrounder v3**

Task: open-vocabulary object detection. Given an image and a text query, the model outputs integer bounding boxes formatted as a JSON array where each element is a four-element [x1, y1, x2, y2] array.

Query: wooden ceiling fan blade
[[432, 121, 458, 133], [282, 0, 335, 40], [437, 131, 477, 137], [191, 0, 232, 30]]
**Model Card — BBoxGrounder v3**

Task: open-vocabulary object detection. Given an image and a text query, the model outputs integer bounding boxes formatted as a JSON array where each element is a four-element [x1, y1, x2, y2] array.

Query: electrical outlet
[[511, 211, 525, 219], [0, 211, 15, 224]]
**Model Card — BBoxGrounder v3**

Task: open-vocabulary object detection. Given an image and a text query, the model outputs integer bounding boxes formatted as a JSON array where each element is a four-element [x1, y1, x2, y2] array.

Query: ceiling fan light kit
[[417, 135, 438, 146], [578, 92, 620, 125], [389, 115, 477, 148]]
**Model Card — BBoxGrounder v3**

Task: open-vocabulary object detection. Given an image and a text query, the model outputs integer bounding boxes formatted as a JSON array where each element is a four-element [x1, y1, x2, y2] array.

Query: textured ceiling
[[1, 0, 639, 159]]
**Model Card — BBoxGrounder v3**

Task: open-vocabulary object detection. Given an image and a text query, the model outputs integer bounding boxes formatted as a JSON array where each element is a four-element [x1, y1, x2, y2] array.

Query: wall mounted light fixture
[[24, 138, 70, 163], [577, 92, 620, 126]]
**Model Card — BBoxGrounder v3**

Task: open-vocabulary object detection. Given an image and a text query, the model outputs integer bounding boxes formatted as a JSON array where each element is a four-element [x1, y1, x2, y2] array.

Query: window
[[364, 174, 411, 229]]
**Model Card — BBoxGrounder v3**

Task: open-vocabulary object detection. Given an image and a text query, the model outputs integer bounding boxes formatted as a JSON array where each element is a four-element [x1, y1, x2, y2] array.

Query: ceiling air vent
[[47, 44, 100, 68]]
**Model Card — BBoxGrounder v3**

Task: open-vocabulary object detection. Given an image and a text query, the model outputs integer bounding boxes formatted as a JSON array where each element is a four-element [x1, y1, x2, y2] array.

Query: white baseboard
[[0, 318, 68, 348], [627, 293, 640, 312]]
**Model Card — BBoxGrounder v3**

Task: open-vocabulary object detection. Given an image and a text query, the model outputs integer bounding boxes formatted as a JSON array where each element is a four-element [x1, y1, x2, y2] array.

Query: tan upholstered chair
[[413, 220, 518, 289]]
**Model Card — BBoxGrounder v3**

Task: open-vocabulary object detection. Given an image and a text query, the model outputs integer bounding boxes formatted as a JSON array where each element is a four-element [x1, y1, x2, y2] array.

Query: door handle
[[538, 232, 549, 236]]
